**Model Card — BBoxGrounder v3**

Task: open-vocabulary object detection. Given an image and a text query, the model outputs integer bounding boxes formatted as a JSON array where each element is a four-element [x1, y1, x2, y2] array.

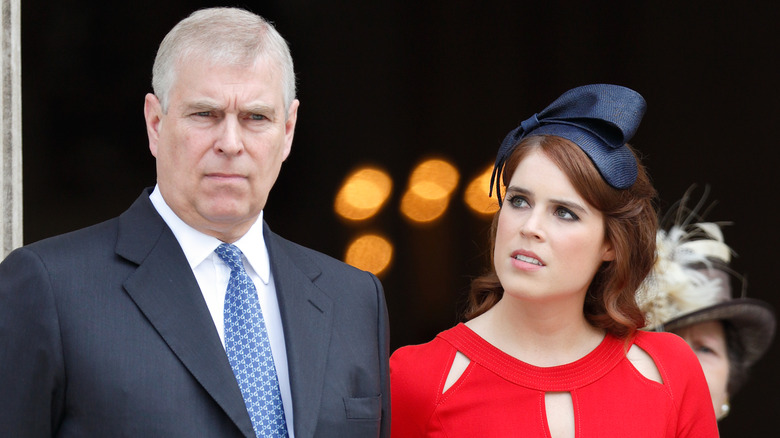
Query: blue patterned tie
[[215, 243, 289, 438]]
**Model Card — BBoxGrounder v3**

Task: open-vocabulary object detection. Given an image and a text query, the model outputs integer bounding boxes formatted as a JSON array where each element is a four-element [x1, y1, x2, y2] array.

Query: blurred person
[[0, 7, 389, 438], [389, 84, 718, 437], [638, 191, 776, 421]]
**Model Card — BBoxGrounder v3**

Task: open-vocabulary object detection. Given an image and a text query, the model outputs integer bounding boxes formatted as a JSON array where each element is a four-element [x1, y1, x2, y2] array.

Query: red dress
[[390, 324, 718, 437]]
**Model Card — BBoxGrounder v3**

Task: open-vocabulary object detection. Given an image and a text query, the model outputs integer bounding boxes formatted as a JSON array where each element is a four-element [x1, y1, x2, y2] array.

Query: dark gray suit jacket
[[0, 190, 390, 437]]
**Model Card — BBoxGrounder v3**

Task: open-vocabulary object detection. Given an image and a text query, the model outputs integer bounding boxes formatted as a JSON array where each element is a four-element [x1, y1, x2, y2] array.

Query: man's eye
[[249, 114, 267, 121], [194, 111, 211, 117]]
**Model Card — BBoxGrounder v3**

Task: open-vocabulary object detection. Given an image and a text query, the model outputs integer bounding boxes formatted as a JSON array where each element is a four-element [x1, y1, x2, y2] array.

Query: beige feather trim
[[637, 221, 732, 328]]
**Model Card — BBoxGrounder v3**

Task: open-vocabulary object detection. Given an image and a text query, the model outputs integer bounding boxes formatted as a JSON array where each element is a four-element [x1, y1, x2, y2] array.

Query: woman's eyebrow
[[506, 185, 588, 214]]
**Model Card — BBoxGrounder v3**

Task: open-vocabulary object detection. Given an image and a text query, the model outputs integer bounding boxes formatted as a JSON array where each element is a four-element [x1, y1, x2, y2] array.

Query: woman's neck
[[465, 295, 605, 367]]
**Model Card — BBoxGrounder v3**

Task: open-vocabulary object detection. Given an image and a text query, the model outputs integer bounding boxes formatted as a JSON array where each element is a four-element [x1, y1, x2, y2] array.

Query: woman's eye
[[508, 195, 528, 208], [554, 207, 579, 221], [688, 339, 721, 356], [695, 343, 719, 355]]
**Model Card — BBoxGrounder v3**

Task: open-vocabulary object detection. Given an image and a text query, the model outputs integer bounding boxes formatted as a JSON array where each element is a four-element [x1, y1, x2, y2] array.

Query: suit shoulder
[[21, 218, 120, 258], [268, 229, 370, 277], [0, 218, 123, 283]]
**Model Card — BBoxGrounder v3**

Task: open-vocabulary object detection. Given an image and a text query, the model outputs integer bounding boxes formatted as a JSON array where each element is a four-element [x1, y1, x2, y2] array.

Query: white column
[[1, 0, 23, 259]]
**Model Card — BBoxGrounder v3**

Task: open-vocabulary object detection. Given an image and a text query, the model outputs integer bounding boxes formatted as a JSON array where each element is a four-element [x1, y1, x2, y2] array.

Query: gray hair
[[151, 7, 296, 113]]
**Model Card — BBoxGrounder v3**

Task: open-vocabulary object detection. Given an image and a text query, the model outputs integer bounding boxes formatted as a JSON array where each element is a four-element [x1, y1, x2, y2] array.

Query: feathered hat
[[637, 189, 776, 368]]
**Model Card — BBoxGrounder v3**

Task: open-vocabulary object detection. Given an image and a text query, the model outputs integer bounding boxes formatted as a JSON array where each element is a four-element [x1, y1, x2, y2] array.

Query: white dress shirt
[[149, 186, 295, 436]]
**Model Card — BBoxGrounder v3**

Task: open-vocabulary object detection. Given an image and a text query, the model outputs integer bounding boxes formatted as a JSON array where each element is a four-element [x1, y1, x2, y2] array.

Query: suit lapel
[[265, 224, 334, 438], [116, 192, 255, 438]]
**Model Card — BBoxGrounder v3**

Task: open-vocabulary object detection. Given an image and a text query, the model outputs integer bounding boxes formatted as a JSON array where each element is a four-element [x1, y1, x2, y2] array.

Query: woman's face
[[673, 320, 730, 419], [493, 149, 614, 303]]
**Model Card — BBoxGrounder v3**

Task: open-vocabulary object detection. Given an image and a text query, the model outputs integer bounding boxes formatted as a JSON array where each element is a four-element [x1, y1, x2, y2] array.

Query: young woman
[[390, 84, 719, 437]]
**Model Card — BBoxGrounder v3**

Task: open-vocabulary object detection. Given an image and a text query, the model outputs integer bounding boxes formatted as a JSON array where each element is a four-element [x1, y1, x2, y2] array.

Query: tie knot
[[215, 243, 245, 272]]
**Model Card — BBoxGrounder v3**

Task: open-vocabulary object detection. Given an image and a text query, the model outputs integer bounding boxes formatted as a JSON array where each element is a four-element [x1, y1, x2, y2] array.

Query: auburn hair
[[466, 135, 658, 339]]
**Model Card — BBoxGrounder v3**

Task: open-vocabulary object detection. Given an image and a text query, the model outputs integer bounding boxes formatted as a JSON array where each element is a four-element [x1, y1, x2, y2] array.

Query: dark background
[[21, 1, 779, 434]]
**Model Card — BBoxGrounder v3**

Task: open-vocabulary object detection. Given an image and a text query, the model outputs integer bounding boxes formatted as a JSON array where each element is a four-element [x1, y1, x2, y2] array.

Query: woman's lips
[[511, 250, 545, 267]]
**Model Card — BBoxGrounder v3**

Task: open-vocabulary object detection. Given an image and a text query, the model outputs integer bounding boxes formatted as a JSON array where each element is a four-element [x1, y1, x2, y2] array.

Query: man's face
[[144, 55, 299, 242]]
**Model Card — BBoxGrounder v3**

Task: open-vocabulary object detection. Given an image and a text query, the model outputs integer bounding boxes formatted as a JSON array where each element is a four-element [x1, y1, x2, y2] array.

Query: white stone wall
[[1, 0, 22, 259]]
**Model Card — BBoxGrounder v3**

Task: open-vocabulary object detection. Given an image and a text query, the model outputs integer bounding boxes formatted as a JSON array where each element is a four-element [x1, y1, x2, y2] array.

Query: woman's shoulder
[[631, 331, 719, 431], [390, 326, 462, 433], [631, 330, 702, 380], [390, 325, 466, 393], [632, 330, 693, 356], [390, 326, 459, 371]]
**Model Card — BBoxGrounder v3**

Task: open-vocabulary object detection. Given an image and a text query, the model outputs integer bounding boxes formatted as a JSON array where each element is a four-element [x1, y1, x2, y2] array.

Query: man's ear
[[144, 93, 163, 157], [282, 99, 300, 161]]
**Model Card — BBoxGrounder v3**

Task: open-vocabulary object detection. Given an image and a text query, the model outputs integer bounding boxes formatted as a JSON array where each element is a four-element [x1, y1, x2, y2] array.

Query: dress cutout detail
[[390, 323, 718, 437]]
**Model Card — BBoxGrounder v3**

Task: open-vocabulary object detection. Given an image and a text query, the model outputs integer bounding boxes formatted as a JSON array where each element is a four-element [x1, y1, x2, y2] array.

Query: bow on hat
[[490, 84, 647, 204]]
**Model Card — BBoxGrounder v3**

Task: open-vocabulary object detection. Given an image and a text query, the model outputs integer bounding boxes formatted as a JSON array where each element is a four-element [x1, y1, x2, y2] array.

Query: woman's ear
[[601, 241, 616, 262]]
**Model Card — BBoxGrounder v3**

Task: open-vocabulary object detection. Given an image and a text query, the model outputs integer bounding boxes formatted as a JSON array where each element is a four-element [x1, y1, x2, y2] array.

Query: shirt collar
[[149, 185, 270, 284]]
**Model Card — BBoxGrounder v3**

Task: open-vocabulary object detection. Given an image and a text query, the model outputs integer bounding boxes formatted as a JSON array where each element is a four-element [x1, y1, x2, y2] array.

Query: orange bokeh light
[[344, 234, 393, 277], [334, 167, 392, 221], [401, 158, 460, 224], [464, 165, 500, 216]]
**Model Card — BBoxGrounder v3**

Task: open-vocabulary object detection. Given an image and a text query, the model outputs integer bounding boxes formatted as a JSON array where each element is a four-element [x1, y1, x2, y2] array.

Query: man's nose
[[214, 117, 244, 155]]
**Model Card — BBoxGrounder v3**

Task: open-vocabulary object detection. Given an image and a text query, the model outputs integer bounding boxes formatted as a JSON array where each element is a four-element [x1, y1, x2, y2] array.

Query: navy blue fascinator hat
[[490, 84, 647, 203]]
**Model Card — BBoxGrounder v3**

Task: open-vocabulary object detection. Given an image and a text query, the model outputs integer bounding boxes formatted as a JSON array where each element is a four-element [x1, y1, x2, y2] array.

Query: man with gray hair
[[0, 7, 390, 437]]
